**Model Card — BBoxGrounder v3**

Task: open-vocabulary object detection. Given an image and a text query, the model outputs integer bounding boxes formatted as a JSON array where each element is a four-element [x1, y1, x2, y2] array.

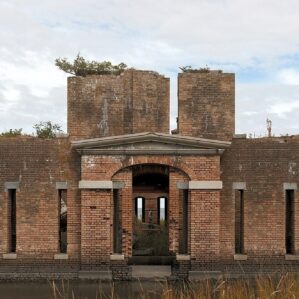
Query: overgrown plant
[[0, 128, 23, 137], [179, 65, 212, 73], [55, 54, 127, 76], [33, 121, 62, 138]]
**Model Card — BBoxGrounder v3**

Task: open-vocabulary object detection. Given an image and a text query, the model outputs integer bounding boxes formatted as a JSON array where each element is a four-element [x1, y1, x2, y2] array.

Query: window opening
[[59, 190, 67, 253], [235, 190, 244, 254], [286, 190, 295, 254], [9, 189, 16, 253]]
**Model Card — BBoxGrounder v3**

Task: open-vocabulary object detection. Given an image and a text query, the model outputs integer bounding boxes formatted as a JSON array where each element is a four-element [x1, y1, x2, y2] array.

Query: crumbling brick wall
[[68, 69, 169, 140]]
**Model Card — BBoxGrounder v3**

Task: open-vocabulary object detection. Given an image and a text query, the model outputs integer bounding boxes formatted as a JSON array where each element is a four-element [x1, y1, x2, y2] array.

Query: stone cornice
[[72, 132, 231, 156]]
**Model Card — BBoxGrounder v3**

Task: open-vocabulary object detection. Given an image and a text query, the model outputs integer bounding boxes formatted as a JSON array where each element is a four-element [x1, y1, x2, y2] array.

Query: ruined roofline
[[67, 68, 169, 79]]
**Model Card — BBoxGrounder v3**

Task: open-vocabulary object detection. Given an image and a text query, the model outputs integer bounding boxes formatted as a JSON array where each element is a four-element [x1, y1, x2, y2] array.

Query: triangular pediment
[[72, 132, 231, 156]]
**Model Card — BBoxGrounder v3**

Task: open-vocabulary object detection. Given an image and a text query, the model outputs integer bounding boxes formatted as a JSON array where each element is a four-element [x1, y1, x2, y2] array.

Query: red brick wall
[[0, 137, 81, 263], [81, 154, 221, 264], [68, 70, 169, 140], [221, 136, 299, 261], [81, 189, 112, 268], [178, 71, 235, 141]]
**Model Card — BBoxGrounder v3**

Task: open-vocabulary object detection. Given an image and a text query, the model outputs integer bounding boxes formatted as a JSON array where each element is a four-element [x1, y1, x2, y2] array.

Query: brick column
[[169, 169, 188, 254], [81, 190, 112, 269], [189, 190, 220, 264], [119, 171, 133, 258]]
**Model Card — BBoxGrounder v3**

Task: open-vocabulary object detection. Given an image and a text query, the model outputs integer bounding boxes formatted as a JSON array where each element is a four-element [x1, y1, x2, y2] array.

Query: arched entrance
[[131, 164, 171, 265]]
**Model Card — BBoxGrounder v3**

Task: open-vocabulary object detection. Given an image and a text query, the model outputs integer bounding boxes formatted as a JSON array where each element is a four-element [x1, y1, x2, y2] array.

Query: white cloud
[[277, 69, 299, 85], [0, 0, 299, 135]]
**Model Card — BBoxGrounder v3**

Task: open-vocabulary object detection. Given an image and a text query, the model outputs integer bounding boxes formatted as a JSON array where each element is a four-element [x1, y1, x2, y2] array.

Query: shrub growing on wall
[[55, 54, 127, 76]]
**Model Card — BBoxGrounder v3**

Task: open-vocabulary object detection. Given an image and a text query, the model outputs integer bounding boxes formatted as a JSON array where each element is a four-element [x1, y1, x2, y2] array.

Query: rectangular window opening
[[59, 190, 67, 253], [235, 190, 244, 254], [8, 189, 16, 253], [157, 197, 167, 224], [179, 190, 188, 254], [135, 197, 145, 222], [113, 189, 122, 254], [286, 189, 295, 255]]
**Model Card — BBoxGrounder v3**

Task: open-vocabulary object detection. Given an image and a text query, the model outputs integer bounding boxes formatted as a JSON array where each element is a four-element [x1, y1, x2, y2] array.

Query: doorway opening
[[131, 164, 171, 264]]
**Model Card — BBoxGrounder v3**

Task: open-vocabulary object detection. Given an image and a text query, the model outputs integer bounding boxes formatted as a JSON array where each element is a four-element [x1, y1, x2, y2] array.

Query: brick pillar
[[120, 171, 133, 258], [169, 169, 187, 254], [189, 190, 220, 264], [81, 190, 112, 269]]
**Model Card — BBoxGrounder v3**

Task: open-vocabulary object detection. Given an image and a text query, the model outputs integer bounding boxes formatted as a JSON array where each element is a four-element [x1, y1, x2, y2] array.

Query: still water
[[0, 281, 165, 299]]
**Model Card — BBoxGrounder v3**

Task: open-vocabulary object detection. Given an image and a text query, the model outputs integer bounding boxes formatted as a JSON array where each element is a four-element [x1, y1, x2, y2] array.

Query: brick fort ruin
[[0, 69, 299, 280]]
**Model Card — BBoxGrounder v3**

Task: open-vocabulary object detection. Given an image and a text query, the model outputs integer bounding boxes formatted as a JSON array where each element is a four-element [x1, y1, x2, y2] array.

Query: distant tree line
[[0, 121, 63, 138]]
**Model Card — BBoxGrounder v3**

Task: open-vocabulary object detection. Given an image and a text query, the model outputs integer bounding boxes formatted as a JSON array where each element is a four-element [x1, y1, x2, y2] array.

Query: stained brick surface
[[178, 71, 235, 141], [1, 70, 299, 279]]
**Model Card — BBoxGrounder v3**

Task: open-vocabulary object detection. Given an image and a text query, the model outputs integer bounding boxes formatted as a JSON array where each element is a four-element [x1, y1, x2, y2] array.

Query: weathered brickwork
[[68, 69, 169, 140], [1, 69, 299, 280], [221, 137, 299, 259], [0, 137, 81, 275], [178, 71, 235, 141]]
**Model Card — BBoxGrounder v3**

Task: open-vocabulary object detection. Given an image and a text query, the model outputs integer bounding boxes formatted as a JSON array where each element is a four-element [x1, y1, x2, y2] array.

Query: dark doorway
[[131, 164, 170, 265]]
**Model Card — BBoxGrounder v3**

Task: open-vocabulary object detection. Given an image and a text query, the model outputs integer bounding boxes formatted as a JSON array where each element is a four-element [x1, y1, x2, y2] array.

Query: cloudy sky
[[1, 0, 299, 136]]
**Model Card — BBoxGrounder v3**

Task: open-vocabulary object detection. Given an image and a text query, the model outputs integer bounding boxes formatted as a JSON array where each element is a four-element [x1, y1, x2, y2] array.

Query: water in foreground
[[0, 273, 299, 299]]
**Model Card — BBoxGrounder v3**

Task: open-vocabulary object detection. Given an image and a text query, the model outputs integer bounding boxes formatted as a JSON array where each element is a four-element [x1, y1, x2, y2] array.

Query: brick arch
[[111, 158, 193, 181]]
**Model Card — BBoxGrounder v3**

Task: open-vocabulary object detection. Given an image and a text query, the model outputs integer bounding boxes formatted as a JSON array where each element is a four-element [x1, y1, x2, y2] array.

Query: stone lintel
[[189, 181, 223, 190], [79, 180, 113, 189], [3, 253, 17, 259], [283, 183, 297, 190], [234, 254, 248, 261], [55, 182, 68, 190], [4, 182, 19, 191], [233, 182, 247, 190], [54, 253, 68, 260], [176, 254, 191, 261], [110, 254, 125, 261], [177, 182, 189, 190], [113, 182, 125, 189]]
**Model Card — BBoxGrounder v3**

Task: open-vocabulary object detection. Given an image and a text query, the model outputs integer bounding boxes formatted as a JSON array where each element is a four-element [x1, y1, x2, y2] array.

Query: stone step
[[132, 265, 171, 279]]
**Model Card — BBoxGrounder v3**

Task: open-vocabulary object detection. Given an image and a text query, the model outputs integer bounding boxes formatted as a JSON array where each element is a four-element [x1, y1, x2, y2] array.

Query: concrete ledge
[[189, 181, 223, 190], [285, 254, 299, 261], [79, 180, 113, 189], [189, 271, 222, 280], [78, 270, 112, 280], [176, 254, 190, 261], [54, 253, 68, 260], [4, 182, 19, 191], [3, 253, 17, 259], [55, 182, 68, 190], [233, 182, 246, 190], [110, 254, 125, 261], [283, 183, 297, 190], [234, 254, 248, 261]]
